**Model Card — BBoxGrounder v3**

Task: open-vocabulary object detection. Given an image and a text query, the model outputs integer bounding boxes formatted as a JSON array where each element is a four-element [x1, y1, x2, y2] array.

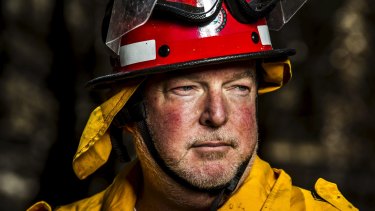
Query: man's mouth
[[191, 141, 232, 148], [189, 140, 234, 160]]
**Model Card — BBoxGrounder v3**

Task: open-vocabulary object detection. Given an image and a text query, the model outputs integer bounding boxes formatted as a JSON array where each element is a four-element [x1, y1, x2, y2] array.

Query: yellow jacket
[[28, 157, 358, 211]]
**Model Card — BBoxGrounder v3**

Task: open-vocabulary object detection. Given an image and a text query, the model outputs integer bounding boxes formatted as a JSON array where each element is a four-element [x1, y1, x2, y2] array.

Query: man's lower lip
[[192, 142, 231, 148], [191, 145, 231, 151], [192, 144, 230, 147]]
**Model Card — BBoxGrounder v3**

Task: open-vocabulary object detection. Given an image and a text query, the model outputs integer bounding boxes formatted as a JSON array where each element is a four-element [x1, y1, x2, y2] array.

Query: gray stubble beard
[[152, 130, 259, 191]]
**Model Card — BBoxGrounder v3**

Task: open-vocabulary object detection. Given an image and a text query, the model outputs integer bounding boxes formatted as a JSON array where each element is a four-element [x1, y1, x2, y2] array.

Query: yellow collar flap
[[258, 58, 292, 94], [73, 81, 142, 180], [220, 156, 292, 210]]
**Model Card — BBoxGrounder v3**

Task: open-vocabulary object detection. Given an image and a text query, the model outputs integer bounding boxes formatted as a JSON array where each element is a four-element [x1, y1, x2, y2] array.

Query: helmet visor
[[267, 0, 308, 30], [106, 0, 158, 55]]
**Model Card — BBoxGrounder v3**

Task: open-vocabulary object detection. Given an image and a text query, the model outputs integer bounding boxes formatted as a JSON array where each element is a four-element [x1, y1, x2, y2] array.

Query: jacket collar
[[102, 160, 141, 210], [219, 156, 292, 210], [102, 156, 292, 210]]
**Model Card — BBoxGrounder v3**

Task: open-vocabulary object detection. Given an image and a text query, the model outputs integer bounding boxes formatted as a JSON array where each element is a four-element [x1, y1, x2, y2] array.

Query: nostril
[[203, 118, 224, 128]]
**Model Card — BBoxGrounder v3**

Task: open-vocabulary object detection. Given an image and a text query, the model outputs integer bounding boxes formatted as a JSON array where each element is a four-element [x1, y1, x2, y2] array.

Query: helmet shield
[[267, 0, 308, 30], [106, 0, 158, 55]]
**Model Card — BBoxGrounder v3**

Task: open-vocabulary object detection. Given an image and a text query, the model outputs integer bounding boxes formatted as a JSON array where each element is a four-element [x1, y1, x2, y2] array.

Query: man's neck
[[134, 154, 255, 211], [135, 169, 218, 211]]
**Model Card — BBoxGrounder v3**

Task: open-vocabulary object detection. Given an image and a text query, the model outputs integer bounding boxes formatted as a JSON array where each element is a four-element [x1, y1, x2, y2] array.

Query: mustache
[[186, 131, 239, 149]]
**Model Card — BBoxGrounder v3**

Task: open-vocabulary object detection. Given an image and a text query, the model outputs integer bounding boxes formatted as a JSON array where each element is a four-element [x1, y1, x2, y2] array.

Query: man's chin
[[181, 173, 234, 193], [196, 181, 232, 193], [174, 157, 251, 192]]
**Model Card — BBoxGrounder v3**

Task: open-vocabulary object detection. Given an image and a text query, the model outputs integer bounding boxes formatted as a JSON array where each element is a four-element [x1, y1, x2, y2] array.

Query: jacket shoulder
[[313, 178, 358, 211], [27, 201, 52, 211], [55, 190, 105, 211], [27, 190, 106, 211], [291, 178, 358, 211]]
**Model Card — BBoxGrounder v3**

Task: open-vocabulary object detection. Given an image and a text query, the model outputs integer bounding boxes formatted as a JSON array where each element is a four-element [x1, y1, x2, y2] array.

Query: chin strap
[[110, 98, 147, 162], [109, 124, 131, 162], [209, 155, 251, 211]]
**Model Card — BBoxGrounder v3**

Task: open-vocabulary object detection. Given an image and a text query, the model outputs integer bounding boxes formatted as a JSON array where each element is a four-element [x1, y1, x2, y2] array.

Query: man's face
[[143, 62, 258, 190]]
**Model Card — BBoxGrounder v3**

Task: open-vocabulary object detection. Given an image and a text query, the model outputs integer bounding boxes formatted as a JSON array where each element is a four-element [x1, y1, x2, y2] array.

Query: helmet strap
[[109, 124, 131, 162], [135, 114, 225, 193], [209, 156, 251, 210]]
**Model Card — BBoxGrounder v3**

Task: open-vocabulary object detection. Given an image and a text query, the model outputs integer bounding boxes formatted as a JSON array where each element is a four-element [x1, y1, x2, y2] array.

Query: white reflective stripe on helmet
[[257, 25, 272, 46], [120, 40, 157, 67]]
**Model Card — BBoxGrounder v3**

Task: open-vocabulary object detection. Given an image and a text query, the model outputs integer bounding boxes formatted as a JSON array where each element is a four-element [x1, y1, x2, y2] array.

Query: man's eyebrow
[[229, 69, 256, 81], [163, 67, 256, 81]]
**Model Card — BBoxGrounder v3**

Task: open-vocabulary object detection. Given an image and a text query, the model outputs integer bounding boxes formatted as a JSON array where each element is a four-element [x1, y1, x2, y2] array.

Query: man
[[28, 0, 358, 210]]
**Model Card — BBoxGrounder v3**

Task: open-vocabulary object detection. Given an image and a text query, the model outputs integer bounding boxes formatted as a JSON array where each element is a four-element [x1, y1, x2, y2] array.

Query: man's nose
[[199, 90, 228, 128]]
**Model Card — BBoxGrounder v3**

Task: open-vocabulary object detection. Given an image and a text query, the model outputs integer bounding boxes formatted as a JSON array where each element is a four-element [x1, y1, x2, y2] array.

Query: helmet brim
[[87, 48, 295, 89]]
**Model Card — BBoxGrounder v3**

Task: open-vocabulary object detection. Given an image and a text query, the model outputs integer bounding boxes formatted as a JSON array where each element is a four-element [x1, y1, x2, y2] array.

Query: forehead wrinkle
[[166, 66, 256, 82], [164, 70, 203, 81], [147, 63, 256, 89], [229, 68, 256, 81]]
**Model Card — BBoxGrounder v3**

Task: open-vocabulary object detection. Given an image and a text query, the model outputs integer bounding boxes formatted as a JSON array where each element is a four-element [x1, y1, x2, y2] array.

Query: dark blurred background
[[0, 0, 374, 210]]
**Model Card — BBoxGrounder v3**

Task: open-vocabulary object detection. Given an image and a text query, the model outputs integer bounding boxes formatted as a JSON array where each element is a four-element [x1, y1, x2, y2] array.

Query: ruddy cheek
[[235, 105, 257, 135], [162, 101, 197, 129], [161, 109, 183, 133], [154, 107, 191, 159]]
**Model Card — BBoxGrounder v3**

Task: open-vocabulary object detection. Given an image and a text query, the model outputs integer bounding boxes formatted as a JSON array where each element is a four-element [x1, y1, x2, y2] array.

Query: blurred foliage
[[0, 0, 374, 210]]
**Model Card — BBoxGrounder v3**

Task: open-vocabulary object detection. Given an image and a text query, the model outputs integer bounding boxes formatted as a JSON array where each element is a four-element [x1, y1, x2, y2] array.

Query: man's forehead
[[149, 61, 256, 82]]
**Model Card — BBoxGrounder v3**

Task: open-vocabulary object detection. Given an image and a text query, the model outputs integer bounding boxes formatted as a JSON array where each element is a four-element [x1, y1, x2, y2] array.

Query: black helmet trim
[[87, 48, 295, 89]]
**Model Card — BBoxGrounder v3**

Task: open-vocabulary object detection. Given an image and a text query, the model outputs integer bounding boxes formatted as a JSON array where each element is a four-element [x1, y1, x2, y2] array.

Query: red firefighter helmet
[[87, 0, 307, 92]]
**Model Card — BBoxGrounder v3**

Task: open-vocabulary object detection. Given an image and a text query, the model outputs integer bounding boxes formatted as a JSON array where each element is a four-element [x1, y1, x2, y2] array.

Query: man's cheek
[[236, 106, 257, 133], [160, 109, 183, 131]]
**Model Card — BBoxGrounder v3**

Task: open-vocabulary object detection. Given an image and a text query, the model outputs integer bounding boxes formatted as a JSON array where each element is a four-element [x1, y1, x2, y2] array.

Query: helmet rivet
[[251, 32, 260, 44], [158, 45, 170, 57]]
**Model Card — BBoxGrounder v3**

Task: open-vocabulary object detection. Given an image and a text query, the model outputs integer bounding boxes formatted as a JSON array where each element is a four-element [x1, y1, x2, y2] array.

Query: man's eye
[[235, 85, 249, 91], [178, 86, 194, 91], [170, 85, 196, 96], [230, 85, 250, 96]]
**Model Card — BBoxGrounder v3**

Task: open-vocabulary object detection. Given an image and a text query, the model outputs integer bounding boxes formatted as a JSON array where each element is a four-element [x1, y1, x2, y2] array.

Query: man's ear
[[112, 101, 146, 127]]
